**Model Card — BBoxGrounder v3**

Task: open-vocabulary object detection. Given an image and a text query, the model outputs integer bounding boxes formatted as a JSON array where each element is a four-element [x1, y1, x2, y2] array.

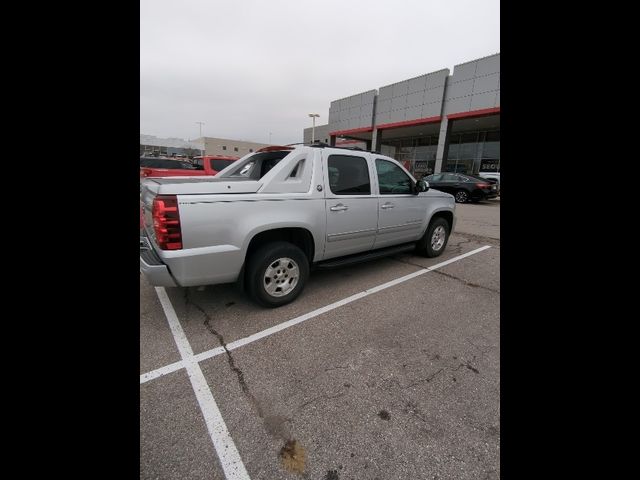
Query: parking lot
[[140, 199, 500, 480]]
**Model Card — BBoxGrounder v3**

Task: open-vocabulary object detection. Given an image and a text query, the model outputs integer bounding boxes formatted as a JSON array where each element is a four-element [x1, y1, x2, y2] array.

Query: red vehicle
[[139, 155, 239, 181], [139, 155, 240, 228], [191, 155, 240, 175]]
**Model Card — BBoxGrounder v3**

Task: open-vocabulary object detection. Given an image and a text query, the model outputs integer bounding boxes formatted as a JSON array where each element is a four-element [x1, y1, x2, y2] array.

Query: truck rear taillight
[[152, 195, 182, 250], [142, 168, 153, 177]]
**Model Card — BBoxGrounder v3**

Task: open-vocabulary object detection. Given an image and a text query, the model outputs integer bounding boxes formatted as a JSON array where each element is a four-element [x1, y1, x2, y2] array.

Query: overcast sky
[[141, 0, 499, 145]]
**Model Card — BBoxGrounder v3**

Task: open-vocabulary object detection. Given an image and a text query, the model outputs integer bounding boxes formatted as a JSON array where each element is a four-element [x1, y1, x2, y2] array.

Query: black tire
[[246, 241, 309, 308], [416, 217, 451, 258], [454, 190, 469, 203]]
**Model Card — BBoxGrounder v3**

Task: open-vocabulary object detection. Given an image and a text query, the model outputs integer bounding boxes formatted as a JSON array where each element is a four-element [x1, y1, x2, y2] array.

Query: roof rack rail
[[306, 142, 380, 154]]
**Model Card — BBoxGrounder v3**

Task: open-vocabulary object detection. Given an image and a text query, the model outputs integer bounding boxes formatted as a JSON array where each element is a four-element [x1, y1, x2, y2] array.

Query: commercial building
[[140, 134, 270, 158], [194, 137, 270, 157], [139, 134, 204, 157], [303, 53, 499, 177]]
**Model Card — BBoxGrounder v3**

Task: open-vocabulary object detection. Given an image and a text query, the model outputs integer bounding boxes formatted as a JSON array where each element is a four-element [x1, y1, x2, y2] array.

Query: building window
[[234, 147, 239, 152], [222, 146, 227, 150]]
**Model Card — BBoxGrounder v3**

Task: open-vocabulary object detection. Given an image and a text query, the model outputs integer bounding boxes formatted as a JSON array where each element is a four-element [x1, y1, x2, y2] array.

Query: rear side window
[[327, 155, 370, 195], [210, 159, 234, 171], [193, 158, 204, 169]]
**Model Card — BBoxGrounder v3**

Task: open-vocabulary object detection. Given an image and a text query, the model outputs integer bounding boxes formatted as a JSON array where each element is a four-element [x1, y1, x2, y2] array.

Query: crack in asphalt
[[389, 255, 499, 294], [452, 231, 500, 246], [406, 368, 445, 387], [432, 270, 500, 294], [453, 362, 480, 374], [294, 390, 348, 415], [183, 289, 265, 418], [466, 339, 497, 359]]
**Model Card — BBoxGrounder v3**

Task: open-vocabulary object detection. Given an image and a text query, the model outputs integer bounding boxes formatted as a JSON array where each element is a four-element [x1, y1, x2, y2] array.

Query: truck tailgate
[[141, 177, 263, 195]]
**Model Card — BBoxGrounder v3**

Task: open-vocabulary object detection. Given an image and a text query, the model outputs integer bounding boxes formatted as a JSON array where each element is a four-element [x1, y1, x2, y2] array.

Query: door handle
[[330, 204, 348, 212], [381, 203, 395, 209]]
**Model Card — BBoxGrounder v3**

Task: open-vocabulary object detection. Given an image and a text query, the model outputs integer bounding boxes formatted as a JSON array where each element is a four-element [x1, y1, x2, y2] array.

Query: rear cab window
[[218, 149, 293, 179]]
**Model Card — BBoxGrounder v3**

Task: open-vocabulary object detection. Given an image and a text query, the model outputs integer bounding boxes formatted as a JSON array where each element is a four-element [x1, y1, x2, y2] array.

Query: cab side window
[[327, 155, 371, 195]]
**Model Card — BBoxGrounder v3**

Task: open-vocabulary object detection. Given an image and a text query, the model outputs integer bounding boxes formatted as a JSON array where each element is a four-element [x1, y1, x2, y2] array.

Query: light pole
[[196, 121, 205, 156], [308, 113, 320, 143]]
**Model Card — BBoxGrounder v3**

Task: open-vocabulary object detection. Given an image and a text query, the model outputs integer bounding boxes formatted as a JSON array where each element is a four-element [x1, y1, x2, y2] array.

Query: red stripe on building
[[446, 107, 500, 120], [376, 115, 441, 130], [329, 126, 374, 136]]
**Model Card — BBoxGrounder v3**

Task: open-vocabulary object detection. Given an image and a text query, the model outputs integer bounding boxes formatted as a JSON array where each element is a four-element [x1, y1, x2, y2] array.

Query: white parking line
[[140, 245, 491, 385], [154, 287, 250, 480]]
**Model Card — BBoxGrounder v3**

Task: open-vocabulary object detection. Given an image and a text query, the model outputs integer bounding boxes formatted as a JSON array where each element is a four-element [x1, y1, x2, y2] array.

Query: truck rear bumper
[[140, 236, 178, 287]]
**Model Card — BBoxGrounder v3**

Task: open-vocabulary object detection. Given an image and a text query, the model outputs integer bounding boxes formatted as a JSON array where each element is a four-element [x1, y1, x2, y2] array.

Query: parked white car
[[478, 172, 500, 192]]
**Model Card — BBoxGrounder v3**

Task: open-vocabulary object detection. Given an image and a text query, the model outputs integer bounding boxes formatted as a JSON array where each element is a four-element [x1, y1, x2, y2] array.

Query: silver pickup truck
[[140, 145, 456, 307]]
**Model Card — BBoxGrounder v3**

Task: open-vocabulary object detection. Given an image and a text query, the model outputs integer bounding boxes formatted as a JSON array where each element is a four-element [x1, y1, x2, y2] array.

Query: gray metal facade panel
[[405, 105, 422, 121], [407, 75, 428, 94], [324, 57, 498, 135], [392, 81, 409, 98], [406, 91, 424, 108], [361, 102, 374, 117], [391, 96, 407, 111], [451, 61, 478, 82], [443, 96, 472, 115], [362, 90, 376, 104], [423, 87, 445, 105], [377, 98, 391, 113], [359, 115, 372, 127], [390, 108, 405, 122], [470, 91, 497, 110], [425, 70, 449, 90], [472, 73, 500, 95], [376, 110, 391, 123], [378, 85, 393, 101], [475, 54, 500, 77], [445, 78, 474, 99], [422, 102, 443, 118]]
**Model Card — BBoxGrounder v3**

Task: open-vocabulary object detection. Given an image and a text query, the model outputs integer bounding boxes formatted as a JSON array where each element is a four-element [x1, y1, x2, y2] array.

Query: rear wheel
[[246, 241, 309, 307], [416, 217, 450, 258], [454, 190, 469, 203]]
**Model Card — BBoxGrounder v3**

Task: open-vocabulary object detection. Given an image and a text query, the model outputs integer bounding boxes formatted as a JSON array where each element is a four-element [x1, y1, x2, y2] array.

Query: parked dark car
[[423, 172, 499, 203]]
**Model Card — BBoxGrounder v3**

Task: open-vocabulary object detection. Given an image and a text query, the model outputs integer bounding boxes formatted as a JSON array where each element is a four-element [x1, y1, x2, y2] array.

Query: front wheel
[[416, 217, 451, 258], [246, 241, 309, 307]]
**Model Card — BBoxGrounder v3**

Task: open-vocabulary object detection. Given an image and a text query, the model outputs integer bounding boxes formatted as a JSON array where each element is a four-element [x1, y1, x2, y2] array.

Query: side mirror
[[415, 179, 429, 194]]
